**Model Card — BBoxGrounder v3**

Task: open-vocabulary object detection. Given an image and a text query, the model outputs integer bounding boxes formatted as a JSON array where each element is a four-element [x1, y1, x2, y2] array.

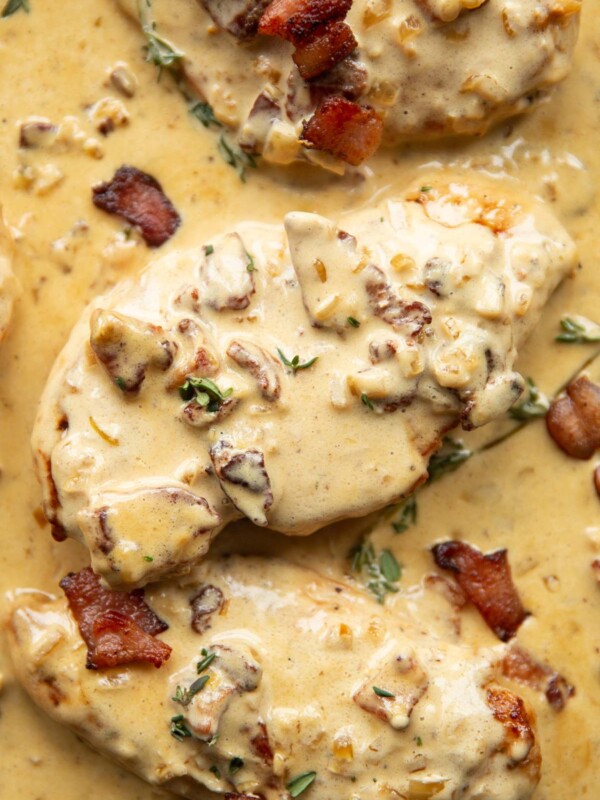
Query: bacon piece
[[60, 567, 171, 669], [200, 0, 272, 39], [546, 375, 600, 459], [227, 340, 281, 401], [92, 166, 180, 247], [251, 721, 274, 764], [432, 541, 528, 642], [365, 265, 432, 336], [259, 0, 352, 44], [301, 97, 383, 166], [501, 644, 575, 711], [309, 57, 368, 103], [293, 21, 357, 80]]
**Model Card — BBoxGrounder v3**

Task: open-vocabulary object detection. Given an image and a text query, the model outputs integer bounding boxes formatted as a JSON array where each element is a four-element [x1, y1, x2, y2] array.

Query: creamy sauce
[[0, 1, 599, 800]]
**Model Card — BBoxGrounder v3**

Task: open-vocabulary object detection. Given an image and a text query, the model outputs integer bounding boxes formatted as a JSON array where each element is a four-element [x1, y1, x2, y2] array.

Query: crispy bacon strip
[[546, 375, 600, 459], [60, 567, 171, 669], [259, 0, 352, 43], [293, 21, 357, 80], [92, 165, 181, 247], [501, 644, 575, 711], [301, 97, 383, 166], [432, 541, 528, 641]]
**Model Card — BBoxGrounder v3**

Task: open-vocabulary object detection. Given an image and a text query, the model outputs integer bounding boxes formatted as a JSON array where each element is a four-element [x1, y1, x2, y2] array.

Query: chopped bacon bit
[[594, 465, 600, 499], [293, 21, 357, 80], [308, 57, 368, 104], [190, 584, 225, 634], [301, 97, 383, 166], [365, 265, 432, 336], [259, 0, 352, 44], [60, 567, 171, 669], [432, 541, 528, 642], [251, 721, 274, 764], [92, 165, 181, 247], [546, 375, 600, 460], [501, 644, 575, 711]]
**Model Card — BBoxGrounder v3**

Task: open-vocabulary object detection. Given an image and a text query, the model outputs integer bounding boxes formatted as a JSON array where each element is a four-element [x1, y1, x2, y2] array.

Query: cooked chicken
[[0, 209, 18, 344], [116, 0, 580, 167], [32, 175, 576, 587], [7, 555, 541, 800]]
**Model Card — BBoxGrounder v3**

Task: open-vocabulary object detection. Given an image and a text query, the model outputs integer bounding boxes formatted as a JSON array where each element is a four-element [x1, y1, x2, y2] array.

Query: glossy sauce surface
[[0, 2, 599, 799]]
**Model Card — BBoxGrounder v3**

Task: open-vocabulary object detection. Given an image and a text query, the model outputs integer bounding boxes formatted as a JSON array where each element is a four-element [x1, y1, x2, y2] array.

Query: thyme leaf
[[1, 0, 29, 17], [347, 316, 360, 328], [556, 315, 600, 344], [218, 134, 257, 183], [190, 101, 222, 130], [139, 0, 183, 78], [426, 437, 472, 484], [350, 541, 401, 604], [508, 378, 549, 421], [197, 648, 217, 673], [361, 392, 375, 411], [209, 765, 221, 779], [286, 771, 317, 798], [229, 756, 244, 774], [391, 495, 418, 534], [170, 714, 192, 741], [172, 674, 210, 706], [277, 349, 318, 374], [179, 377, 233, 413], [373, 686, 395, 698]]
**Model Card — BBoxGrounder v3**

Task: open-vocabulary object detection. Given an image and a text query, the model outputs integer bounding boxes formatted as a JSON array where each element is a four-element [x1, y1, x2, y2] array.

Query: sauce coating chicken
[[116, 0, 580, 167], [0, 209, 18, 344], [7, 555, 541, 800], [32, 175, 576, 588]]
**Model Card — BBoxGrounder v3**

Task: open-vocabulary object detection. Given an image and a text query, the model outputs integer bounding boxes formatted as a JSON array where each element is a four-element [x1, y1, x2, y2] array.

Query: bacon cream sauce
[[0, 1, 599, 799]]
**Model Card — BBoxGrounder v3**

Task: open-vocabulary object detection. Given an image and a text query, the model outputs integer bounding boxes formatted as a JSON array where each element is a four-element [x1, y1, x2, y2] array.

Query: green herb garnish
[[347, 316, 360, 328], [508, 378, 549, 421], [391, 495, 417, 534], [204, 244, 214, 256], [229, 757, 244, 774], [361, 392, 375, 411], [415, 736, 423, 747], [286, 771, 317, 798], [350, 541, 401, 604], [426, 437, 472, 484], [209, 765, 221, 779], [197, 648, 217, 673], [115, 376, 126, 391], [172, 674, 210, 706], [143, 555, 154, 562], [556, 315, 600, 344], [179, 376, 233, 413], [373, 686, 395, 698], [1, 0, 29, 17], [170, 714, 192, 741], [277, 349, 318, 374], [420, 185, 432, 192], [190, 101, 222, 130], [218, 134, 257, 183], [245, 250, 256, 272]]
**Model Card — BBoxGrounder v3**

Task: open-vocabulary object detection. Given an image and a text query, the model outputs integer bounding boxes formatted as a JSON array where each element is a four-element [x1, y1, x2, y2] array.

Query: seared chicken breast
[[8, 555, 541, 800], [32, 175, 576, 588], [116, 0, 580, 167]]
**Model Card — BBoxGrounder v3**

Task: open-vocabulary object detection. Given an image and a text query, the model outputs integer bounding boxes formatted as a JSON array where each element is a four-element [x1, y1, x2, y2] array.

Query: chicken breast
[[32, 175, 576, 588], [0, 208, 18, 344], [116, 0, 580, 167], [7, 555, 541, 800]]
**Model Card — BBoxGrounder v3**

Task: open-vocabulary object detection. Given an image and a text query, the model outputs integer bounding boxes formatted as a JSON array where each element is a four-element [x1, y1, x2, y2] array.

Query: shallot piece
[[432, 541, 528, 641], [546, 375, 600, 459], [60, 567, 171, 669], [92, 165, 181, 247], [301, 96, 383, 165]]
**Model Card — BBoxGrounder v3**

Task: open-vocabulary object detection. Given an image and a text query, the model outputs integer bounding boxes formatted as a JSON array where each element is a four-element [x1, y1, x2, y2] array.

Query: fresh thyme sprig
[[179, 377, 233, 413], [556, 315, 600, 344], [190, 101, 223, 130], [218, 135, 257, 183], [172, 675, 210, 706], [350, 541, 401, 604], [139, 0, 183, 78], [426, 437, 473, 483], [277, 349, 318, 374], [286, 771, 317, 798], [508, 378, 550, 421], [391, 495, 417, 534]]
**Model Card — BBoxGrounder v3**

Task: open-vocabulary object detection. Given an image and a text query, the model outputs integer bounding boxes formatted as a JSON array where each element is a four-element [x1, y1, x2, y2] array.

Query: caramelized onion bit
[[259, 0, 352, 44], [60, 567, 171, 669], [501, 644, 575, 711], [293, 21, 357, 80], [546, 375, 600, 460], [200, 0, 272, 39], [301, 97, 383, 166], [432, 541, 528, 641], [92, 165, 181, 247]]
